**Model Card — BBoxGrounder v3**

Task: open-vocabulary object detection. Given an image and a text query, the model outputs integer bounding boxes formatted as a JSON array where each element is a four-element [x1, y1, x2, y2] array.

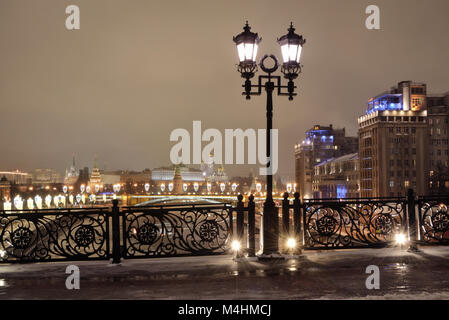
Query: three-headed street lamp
[[233, 22, 305, 256]]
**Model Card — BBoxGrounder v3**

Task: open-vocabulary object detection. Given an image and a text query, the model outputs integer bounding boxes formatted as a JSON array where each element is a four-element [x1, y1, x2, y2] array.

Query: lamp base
[[257, 253, 285, 261], [407, 244, 420, 253]]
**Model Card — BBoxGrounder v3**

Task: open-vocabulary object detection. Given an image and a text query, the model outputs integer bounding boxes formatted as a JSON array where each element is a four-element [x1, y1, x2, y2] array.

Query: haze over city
[[1, 0, 448, 178], [3, 0, 449, 306]]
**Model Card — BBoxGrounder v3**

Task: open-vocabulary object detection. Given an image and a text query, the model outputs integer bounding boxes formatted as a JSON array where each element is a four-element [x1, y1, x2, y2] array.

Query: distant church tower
[[89, 155, 102, 187], [173, 165, 183, 194], [64, 153, 79, 185]]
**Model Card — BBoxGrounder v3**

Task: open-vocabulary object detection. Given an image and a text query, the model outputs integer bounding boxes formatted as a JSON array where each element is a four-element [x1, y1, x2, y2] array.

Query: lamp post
[[233, 22, 305, 256]]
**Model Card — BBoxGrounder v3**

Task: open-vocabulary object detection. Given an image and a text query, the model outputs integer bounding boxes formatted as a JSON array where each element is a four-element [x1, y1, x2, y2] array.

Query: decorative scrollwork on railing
[[123, 205, 231, 257], [304, 201, 406, 248], [0, 211, 109, 262], [418, 201, 449, 243]]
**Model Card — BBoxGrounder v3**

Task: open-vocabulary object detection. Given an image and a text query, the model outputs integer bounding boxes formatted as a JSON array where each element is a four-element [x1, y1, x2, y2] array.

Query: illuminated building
[[31, 169, 62, 184], [200, 152, 215, 177], [366, 81, 427, 114], [358, 81, 432, 197], [64, 154, 79, 185], [0, 170, 31, 184], [101, 171, 122, 185], [312, 153, 359, 199], [208, 165, 228, 183], [88, 156, 103, 191], [151, 164, 204, 193], [119, 169, 151, 184], [151, 165, 205, 182], [294, 124, 358, 199], [0, 176, 11, 201], [173, 165, 183, 194], [427, 93, 449, 193]]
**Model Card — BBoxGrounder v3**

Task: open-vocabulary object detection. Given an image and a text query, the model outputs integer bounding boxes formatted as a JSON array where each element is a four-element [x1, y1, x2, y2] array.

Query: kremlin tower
[[173, 165, 183, 194], [89, 155, 102, 191]]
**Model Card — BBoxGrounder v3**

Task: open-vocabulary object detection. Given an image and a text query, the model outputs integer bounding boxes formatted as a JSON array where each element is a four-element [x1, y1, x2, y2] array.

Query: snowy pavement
[[1, 246, 449, 299]]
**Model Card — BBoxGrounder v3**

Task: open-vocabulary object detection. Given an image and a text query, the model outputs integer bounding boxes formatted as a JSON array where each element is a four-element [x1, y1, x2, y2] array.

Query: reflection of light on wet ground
[[384, 263, 408, 271], [395, 263, 407, 270], [0, 279, 8, 287], [256, 270, 265, 276]]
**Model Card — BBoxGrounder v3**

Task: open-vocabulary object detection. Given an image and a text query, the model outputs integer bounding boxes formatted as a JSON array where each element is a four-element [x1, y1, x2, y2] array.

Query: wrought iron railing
[[0, 208, 110, 263], [0, 202, 233, 263], [4, 191, 449, 264], [302, 199, 407, 248], [121, 204, 232, 258], [417, 197, 449, 244]]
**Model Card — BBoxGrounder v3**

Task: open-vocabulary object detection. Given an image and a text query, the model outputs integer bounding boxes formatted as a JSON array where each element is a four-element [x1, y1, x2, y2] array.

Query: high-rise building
[[358, 81, 449, 197], [427, 93, 449, 194], [294, 124, 358, 199]]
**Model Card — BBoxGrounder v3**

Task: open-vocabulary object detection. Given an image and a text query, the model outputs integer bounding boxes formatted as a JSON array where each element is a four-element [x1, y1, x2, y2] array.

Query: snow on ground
[[0, 246, 448, 299]]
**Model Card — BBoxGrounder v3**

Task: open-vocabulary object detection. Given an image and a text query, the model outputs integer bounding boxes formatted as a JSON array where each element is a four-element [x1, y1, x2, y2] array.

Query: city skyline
[[1, 0, 449, 177], [2, 0, 449, 303]]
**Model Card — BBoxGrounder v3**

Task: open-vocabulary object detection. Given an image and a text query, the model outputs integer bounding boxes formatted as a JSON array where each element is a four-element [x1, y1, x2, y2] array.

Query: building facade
[[31, 169, 62, 184], [294, 124, 358, 199], [151, 165, 205, 182], [358, 81, 449, 197], [0, 171, 31, 184], [312, 153, 360, 199], [427, 93, 449, 193], [0, 176, 12, 202]]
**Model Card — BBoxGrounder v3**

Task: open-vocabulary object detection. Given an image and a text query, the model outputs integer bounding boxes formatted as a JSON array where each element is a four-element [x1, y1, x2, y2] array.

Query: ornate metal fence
[[226, 192, 449, 252], [0, 208, 110, 263], [121, 204, 232, 258], [417, 197, 449, 244], [302, 199, 407, 249], [0, 202, 233, 263], [4, 193, 449, 264]]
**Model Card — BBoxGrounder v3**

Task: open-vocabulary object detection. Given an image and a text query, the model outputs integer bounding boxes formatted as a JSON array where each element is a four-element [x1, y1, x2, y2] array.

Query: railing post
[[229, 206, 234, 235], [407, 188, 418, 251], [281, 192, 290, 253], [282, 192, 290, 236], [111, 199, 121, 264], [247, 194, 256, 257], [293, 192, 302, 246], [236, 194, 244, 243]]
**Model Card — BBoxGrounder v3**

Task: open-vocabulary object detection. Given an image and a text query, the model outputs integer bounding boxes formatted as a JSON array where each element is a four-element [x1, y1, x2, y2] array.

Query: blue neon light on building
[[366, 93, 402, 114], [337, 185, 348, 199]]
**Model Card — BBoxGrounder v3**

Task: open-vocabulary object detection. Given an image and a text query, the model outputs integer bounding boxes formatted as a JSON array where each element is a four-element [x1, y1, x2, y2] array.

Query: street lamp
[[233, 21, 261, 80], [233, 21, 305, 256], [278, 23, 305, 83]]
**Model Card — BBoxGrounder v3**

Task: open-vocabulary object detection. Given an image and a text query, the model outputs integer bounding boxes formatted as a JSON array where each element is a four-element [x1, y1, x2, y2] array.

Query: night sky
[[1, 0, 448, 178]]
